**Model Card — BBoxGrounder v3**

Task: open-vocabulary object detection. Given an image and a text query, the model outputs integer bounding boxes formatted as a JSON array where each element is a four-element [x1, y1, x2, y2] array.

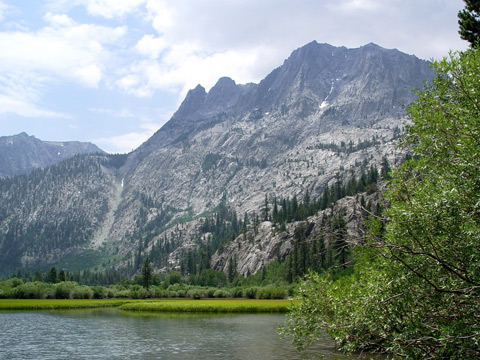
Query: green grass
[[0, 298, 133, 310], [0, 298, 297, 313], [119, 298, 295, 313]]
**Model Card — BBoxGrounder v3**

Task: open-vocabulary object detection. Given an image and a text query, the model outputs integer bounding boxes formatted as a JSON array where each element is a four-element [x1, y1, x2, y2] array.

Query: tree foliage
[[458, 0, 480, 46], [281, 50, 480, 358]]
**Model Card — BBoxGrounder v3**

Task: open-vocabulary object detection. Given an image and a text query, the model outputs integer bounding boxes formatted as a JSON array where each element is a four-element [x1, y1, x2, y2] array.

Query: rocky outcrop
[[210, 189, 383, 276]]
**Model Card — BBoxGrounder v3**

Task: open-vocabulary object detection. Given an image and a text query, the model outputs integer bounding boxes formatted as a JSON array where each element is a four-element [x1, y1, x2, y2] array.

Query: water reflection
[[0, 309, 351, 359]]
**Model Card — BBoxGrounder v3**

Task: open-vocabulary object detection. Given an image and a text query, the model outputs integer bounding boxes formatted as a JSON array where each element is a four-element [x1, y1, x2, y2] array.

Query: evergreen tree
[[48, 267, 58, 283], [272, 198, 279, 224], [458, 0, 480, 46], [263, 194, 269, 221], [227, 258, 235, 283], [380, 156, 392, 180], [59, 269, 66, 282], [141, 257, 153, 291]]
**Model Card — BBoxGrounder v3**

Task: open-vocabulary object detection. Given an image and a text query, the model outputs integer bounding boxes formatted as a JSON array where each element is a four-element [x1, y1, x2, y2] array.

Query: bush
[[205, 288, 216, 298], [111, 288, 130, 298], [55, 282, 77, 299], [187, 289, 204, 299], [231, 287, 244, 298], [129, 285, 148, 299], [256, 286, 287, 299], [13, 281, 53, 299], [91, 286, 107, 299], [213, 289, 230, 298], [243, 287, 258, 299], [150, 286, 167, 298], [71, 285, 93, 299], [176, 290, 186, 298]]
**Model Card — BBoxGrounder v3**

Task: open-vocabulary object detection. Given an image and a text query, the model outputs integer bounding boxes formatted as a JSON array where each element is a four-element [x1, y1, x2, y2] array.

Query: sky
[[0, 0, 469, 153]]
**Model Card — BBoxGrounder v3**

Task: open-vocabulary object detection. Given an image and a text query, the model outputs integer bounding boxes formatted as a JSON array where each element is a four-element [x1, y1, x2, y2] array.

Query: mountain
[[0, 132, 104, 178], [0, 42, 435, 276]]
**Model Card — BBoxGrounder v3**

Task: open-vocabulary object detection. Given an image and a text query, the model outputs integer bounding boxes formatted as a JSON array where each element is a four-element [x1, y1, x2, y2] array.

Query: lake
[[0, 309, 350, 359]]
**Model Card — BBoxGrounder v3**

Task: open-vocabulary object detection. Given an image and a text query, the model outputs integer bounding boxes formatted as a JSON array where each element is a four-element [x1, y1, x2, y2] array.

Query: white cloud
[[332, 0, 384, 12], [146, 0, 175, 33], [73, 64, 103, 88], [0, 1, 11, 23], [86, 0, 147, 18], [0, 16, 125, 85], [0, 12, 126, 118], [135, 34, 168, 59], [117, 43, 272, 102], [46, 0, 147, 19], [89, 107, 135, 118], [0, 93, 69, 118], [43, 12, 76, 27]]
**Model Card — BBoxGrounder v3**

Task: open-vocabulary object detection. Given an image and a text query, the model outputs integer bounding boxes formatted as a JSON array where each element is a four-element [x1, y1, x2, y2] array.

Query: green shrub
[[111, 288, 130, 298], [256, 286, 287, 299], [205, 288, 216, 298], [13, 282, 53, 299], [55, 282, 78, 299], [71, 285, 93, 299], [187, 289, 204, 299], [91, 286, 107, 299], [213, 289, 230, 298], [176, 290, 186, 298], [243, 287, 258, 299], [129, 285, 148, 299], [230, 287, 244, 298]]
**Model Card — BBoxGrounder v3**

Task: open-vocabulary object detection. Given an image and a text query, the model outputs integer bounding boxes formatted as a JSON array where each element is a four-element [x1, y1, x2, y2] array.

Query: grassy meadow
[[0, 298, 132, 310], [0, 298, 295, 313], [119, 298, 295, 313]]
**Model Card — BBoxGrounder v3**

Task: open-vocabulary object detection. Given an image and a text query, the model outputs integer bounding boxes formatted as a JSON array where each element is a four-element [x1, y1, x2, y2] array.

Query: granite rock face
[[0, 42, 435, 274]]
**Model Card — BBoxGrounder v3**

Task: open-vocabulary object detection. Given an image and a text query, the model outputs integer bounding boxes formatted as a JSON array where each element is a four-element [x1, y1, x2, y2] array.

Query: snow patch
[[320, 80, 335, 109]]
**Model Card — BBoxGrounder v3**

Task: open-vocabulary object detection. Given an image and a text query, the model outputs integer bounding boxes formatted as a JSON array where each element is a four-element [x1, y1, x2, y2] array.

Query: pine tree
[[48, 267, 58, 283], [380, 156, 392, 180], [458, 0, 480, 46], [272, 198, 279, 224], [263, 194, 269, 221], [141, 256, 153, 291], [59, 269, 66, 282]]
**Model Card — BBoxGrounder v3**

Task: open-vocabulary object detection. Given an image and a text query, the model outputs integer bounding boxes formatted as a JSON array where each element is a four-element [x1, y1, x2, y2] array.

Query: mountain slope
[[0, 42, 435, 275], [0, 132, 104, 178]]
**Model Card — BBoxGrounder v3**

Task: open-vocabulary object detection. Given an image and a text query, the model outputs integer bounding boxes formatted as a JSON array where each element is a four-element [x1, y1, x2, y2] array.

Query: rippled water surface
[[0, 309, 349, 359]]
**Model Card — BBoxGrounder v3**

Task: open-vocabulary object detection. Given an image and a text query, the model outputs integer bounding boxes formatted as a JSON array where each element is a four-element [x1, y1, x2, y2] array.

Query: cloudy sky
[[0, 0, 468, 153]]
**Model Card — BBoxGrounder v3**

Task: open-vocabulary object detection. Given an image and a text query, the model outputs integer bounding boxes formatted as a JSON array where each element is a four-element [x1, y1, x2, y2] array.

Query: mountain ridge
[[0, 42, 435, 276]]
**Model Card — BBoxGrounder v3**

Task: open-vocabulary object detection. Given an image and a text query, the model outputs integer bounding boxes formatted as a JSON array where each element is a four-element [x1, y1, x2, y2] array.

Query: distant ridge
[[0, 132, 104, 177]]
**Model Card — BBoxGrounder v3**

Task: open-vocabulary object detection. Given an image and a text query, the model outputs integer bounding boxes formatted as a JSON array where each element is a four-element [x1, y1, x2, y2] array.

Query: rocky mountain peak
[[204, 77, 241, 112], [170, 84, 207, 122]]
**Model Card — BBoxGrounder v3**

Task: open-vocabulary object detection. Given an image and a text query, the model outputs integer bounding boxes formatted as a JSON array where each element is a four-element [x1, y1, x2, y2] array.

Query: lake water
[[0, 309, 350, 359]]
